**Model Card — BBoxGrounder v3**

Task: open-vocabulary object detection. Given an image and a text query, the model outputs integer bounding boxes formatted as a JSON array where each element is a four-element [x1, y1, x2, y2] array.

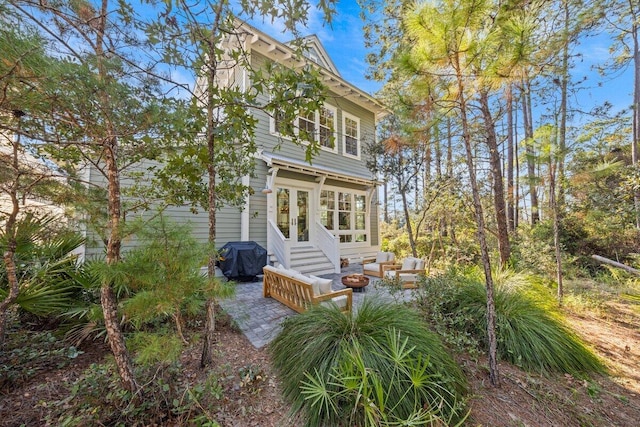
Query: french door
[[276, 186, 311, 245]]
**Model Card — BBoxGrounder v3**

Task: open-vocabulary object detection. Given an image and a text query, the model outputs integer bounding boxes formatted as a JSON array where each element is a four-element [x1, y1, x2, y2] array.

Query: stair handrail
[[267, 219, 290, 268], [315, 221, 340, 273]]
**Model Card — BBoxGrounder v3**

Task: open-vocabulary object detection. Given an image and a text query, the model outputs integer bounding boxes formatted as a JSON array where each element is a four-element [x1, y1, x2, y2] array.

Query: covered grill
[[217, 241, 267, 282]]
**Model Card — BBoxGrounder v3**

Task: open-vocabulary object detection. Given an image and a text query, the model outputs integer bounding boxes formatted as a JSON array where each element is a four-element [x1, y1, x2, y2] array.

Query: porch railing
[[267, 219, 290, 269], [315, 221, 340, 273]]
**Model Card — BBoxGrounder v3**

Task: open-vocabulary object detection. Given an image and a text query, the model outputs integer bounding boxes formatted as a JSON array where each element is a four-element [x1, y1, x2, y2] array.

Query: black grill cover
[[218, 241, 267, 281]]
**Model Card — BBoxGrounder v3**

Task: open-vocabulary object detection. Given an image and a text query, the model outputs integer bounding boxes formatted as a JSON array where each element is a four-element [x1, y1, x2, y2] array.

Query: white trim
[[241, 175, 250, 241], [319, 186, 369, 246], [237, 19, 389, 120], [269, 103, 338, 153], [318, 103, 338, 153], [342, 112, 361, 160], [261, 151, 378, 186], [272, 178, 316, 246]]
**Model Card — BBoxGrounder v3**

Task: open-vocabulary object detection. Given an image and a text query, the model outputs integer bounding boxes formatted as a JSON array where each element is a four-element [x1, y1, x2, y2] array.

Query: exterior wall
[[250, 52, 377, 180], [81, 48, 381, 260]]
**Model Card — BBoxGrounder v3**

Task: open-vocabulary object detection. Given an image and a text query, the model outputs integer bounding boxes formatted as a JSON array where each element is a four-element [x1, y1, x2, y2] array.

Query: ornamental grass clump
[[270, 298, 467, 426], [416, 268, 606, 375]]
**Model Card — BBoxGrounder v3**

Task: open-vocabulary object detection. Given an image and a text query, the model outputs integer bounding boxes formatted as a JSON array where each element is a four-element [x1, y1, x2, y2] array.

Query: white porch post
[[241, 174, 250, 241]]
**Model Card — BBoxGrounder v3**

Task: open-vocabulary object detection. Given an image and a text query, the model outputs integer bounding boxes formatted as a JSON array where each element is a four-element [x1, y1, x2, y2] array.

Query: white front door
[[276, 186, 311, 245]]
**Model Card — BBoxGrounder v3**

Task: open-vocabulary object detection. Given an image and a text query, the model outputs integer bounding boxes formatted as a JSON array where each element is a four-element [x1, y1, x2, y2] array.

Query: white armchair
[[362, 251, 396, 278], [383, 257, 426, 289]]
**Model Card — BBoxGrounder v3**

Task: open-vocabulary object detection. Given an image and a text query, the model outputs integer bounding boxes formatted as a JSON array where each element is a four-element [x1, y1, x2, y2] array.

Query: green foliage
[[128, 331, 184, 365], [45, 361, 221, 426], [300, 329, 468, 427], [0, 323, 82, 391], [109, 216, 218, 331], [270, 299, 467, 426], [0, 214, 90, 318], [415, 268, 606, 375]]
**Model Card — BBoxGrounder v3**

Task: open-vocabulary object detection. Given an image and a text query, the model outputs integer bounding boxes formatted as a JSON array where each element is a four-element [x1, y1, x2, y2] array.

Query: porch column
[[241, 174, 250, 241]]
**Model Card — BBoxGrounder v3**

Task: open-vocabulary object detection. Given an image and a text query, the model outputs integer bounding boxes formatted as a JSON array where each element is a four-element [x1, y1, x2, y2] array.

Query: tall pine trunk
[[454, 55, 499, 386], [480, 90, 511, 267], [96, 0, 137, 392], [521, 80, 539, 224], [0, 122, 21, 346], [632, 3, 640, 228], [102, 139, 137, 392], [506, 84, 515, 232]]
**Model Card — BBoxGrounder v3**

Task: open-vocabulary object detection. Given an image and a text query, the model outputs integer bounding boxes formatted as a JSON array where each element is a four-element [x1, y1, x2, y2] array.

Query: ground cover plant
[[414, 267, 606, 375], [270, 298, 467, 426]]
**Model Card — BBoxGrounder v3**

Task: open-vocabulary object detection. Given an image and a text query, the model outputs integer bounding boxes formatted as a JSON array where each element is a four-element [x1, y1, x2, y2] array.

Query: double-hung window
[[271, 103, 337, 151], [342, 112, 360, 159], [298, 110, 316, 142], [318, 105, 336, 150]]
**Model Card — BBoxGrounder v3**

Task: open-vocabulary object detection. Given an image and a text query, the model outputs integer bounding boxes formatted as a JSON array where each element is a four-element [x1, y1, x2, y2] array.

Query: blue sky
[[246, 3, 634, 124], [244, 2, 382, 95]]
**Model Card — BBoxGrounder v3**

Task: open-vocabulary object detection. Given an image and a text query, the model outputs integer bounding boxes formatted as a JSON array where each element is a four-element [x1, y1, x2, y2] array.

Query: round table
[[341, 274, 370, 292]]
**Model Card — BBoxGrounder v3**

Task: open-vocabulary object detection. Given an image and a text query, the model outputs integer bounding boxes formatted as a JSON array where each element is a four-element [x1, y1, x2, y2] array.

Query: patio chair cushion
[[415, 259, 425, 270], [363, 262, 381, 273], [375, 252, 388, 263], [310, 275, 333, 295], [401, 258, 417, 270], [384, 270, 419, 284]]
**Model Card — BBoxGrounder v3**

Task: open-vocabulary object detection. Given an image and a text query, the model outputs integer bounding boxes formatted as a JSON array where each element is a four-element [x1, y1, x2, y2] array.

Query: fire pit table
[[341, 274, 370, 292]]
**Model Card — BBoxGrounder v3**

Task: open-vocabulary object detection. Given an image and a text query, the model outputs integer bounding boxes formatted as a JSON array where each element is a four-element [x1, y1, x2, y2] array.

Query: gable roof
[[234, 20, 389, 121], [289, 35, 340, 76]]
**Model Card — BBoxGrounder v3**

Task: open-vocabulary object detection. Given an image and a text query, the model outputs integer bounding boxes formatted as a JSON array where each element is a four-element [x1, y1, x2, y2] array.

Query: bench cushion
[[320, 294, 348, 310], [310, 275, 333, 295], [294, 273, 319, 295]]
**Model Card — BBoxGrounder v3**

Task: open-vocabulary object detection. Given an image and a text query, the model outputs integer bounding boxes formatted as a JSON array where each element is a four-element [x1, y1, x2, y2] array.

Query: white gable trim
[[233, 20, 389, 121], [295, 35, 340, 76]]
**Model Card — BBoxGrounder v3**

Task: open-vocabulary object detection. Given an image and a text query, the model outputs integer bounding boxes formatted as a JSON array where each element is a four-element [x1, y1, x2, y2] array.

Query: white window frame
[[270, 103, 338, 153], [342, 112, 361, 160], [320, 186, 369, 246], [317, 104, 338, 153], [270, 109, 295, 140]]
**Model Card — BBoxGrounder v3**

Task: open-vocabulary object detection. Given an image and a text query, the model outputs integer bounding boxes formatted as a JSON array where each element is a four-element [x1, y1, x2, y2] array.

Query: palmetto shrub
[[0, 214, 89, 318], [270, 298, 467, 426], [416, 268, 605, 375]]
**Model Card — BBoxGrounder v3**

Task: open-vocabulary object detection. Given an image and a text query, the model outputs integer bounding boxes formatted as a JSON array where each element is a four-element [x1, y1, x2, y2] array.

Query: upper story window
[[274, 110, 295, 136], [343, 113, 360, 159], [270, 103, 337, 152], [318, 106, 335, 150], [299, 110, 316, 142]]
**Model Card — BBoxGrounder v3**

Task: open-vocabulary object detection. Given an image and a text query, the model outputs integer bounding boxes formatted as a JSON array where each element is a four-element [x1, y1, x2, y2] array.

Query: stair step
[[294, 262, 336, 276], [272, 244, 337, 275], [291, 252, 325, 261]]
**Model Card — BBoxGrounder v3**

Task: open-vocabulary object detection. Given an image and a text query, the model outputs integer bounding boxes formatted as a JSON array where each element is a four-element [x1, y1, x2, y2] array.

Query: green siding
[[83, 50, 381, 258], [251, 52, 377, 180]]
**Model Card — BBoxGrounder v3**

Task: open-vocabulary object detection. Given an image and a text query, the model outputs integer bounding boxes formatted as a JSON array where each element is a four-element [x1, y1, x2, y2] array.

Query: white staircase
[[288, 245, 336, 276]]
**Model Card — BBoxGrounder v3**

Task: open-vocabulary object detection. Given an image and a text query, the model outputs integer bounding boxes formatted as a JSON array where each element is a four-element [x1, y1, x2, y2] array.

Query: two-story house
[[82, 21, 387, 277]]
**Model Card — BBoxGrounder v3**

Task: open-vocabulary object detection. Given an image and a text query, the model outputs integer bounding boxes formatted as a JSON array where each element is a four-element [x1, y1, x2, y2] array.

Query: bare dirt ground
[[1, 299, 639, 427]]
